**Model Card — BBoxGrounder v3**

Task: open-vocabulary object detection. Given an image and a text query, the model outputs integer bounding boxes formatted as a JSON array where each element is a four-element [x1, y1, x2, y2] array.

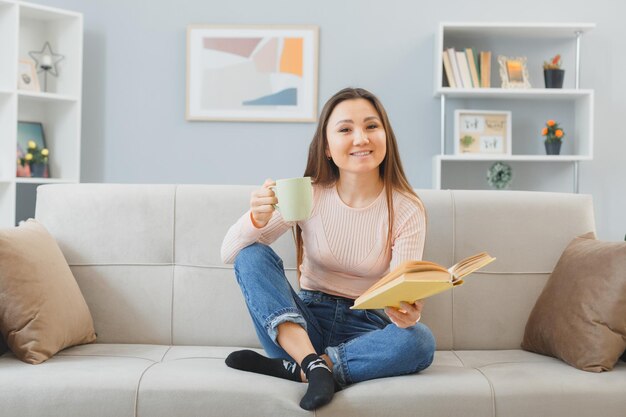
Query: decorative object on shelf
[[17, 121, 49, 178], [460, 135, 475, 151], [28, 42, 65, 92], [541, 119, 565, 155], [543, 54, 565, 88], [442, 47, 482, 89], [454, 110, 512, 156], [186, 25, 319, 122], [487, 162, 513, 190], [17, 59, 40, 92], [498, 55, 531, 89], [16, 150, 31, 177]]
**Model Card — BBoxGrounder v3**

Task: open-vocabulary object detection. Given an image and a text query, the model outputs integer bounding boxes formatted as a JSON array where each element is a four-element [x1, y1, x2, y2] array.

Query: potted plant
[[18, 140, 49, 178], [543, 54, 564, 88], [541, 119, 564, 155]]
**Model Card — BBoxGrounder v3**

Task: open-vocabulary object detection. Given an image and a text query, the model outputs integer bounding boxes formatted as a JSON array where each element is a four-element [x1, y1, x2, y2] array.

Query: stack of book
[[442, 48, 491, 89]]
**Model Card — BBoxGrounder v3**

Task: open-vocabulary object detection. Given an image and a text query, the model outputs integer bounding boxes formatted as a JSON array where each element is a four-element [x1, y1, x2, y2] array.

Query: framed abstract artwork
[[186, 25, 319, 122]]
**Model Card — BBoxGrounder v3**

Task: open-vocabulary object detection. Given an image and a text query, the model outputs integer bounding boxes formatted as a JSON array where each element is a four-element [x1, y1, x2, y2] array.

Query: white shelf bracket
[[440, 94, 446, 155], [575, 30, 582, 89], [573, 161, 580, 193]]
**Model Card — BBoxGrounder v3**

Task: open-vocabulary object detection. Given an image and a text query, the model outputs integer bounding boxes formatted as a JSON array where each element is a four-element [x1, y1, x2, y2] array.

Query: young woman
[[220, 87, 435, 410]]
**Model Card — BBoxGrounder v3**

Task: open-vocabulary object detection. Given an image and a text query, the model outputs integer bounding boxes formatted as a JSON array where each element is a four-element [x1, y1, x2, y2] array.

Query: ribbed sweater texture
[[221, 185, 426, 298]]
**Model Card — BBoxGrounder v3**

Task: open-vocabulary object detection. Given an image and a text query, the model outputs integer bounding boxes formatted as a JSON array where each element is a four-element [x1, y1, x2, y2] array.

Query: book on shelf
[[455, 51, 473, 88], [446, 48, 463, 88], [480, 51, 492, 88], [442, 50, 457, 88], [466, 48, 480, 88], [475, 50, 482, 85], [351, 252, 496, 310]]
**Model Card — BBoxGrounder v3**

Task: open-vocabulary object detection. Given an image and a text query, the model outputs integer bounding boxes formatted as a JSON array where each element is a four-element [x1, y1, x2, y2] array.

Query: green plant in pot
[[18, 140, 49, 178], [544, 54, 564, 88], [541, 119, 564, 155]]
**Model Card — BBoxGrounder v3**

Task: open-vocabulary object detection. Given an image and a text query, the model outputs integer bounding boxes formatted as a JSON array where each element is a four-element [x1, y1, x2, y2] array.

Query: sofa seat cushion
[[140, 347, 493, 417], [2, 345, 625, 417], [454, 350, 626, 417], [0, 344, 168, 417]]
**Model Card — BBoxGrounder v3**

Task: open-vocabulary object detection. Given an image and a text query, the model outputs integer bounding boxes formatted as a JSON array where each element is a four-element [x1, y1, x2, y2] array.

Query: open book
[[351, 252, 496, 310]]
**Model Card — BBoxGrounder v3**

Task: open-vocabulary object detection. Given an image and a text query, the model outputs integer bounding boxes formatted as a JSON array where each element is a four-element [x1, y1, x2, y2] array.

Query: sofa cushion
[[521, 232, 626, 372], [0, 219, 96, 364], [466, 352, 626, 417], [3, 344, 624, 417], [138, 348, 493, 417], [0, 344, 162, 417]]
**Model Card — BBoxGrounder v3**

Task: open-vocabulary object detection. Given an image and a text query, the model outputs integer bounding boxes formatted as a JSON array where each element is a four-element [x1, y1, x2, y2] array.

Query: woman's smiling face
[[325, 98, 387, 177]]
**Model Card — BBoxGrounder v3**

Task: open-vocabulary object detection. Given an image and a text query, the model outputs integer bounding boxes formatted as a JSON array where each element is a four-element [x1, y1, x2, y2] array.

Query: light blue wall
[[27, 0, 626, 241]]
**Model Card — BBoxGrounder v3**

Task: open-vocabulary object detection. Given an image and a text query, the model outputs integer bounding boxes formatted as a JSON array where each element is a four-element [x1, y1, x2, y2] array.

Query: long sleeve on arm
[[220, 210, 293, 264], [389, 197, 427, 271]]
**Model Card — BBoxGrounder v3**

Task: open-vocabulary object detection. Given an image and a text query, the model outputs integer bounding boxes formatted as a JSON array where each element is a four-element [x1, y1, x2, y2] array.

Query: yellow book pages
[[449, 253, 496, 281], [362, 261, 447, 296], [352, 272, 453, 310], [352, 252, 495, 310]]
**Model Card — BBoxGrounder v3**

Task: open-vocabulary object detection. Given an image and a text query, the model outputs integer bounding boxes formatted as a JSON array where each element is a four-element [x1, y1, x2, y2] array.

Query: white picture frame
[[17, 59, 40, 92], [454, 109, 512, 156], [186, 24, 319, 122], [498, 55, 531, 89]]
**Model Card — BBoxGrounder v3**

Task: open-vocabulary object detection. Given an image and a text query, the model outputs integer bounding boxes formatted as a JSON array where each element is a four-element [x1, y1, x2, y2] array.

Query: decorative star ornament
[[29, 42, 64, 76]]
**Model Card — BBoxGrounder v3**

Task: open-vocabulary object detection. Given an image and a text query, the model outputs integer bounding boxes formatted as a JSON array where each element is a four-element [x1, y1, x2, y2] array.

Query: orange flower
[[547, 120, 556, 127], [541, 127, 548, 135], [555, 129, 563, 138]]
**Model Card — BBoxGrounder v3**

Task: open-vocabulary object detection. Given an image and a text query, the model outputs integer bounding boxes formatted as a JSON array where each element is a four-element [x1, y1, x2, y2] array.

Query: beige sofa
[[1, 184, 625, 417]]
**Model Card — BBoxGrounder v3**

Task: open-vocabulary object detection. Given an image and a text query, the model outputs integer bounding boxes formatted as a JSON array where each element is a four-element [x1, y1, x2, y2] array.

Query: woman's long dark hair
[[295, 87, 425, 278]]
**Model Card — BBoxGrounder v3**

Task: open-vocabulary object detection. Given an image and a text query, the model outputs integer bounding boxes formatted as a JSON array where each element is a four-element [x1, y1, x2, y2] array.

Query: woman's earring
[[326, 155, 332, 160]]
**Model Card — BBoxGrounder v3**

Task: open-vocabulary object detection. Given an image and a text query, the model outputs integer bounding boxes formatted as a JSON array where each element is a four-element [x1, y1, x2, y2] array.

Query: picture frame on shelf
[[17, 121, 49, 178], [186, 24, 319, 122], [17, 59, 40, 92], [498, 55, 531, 89], [454, 110, 512, 156]]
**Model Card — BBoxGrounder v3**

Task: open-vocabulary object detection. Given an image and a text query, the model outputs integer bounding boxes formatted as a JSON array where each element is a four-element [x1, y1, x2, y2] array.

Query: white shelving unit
[[433, 22, 595, 192], [0, 0, 82, 227]]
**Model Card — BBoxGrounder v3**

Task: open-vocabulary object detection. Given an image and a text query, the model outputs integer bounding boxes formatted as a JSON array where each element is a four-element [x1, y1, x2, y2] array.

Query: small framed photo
[[454, 110, 512, 156], [498, 56, 531, 89], [186, 24, 319, 122], [17, 59, 40, 92]]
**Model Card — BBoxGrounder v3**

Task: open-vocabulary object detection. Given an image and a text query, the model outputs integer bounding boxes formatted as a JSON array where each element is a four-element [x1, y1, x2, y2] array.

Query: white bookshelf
[[437, 155, 592, 162], [435, 88, 592, 100], [0, 0, 82, 227], [434, 22, 595, 193]]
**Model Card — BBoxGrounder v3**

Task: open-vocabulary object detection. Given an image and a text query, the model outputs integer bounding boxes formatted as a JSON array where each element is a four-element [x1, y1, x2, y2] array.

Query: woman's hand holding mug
[[250, 177, 313, 228], [250, 179, 277, 228]]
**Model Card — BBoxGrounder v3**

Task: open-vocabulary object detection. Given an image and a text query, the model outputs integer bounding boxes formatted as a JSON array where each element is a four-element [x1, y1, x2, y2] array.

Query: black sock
[[299, 353, 335, 410], [225, 349, 302, 382]]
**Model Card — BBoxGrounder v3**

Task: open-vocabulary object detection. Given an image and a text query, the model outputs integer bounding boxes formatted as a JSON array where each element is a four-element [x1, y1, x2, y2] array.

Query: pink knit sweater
[[221, 184, 426, 299]]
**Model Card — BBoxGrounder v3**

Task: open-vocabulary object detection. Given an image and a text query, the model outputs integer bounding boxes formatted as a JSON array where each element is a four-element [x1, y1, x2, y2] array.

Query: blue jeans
[[233, 243, 436, 387]]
